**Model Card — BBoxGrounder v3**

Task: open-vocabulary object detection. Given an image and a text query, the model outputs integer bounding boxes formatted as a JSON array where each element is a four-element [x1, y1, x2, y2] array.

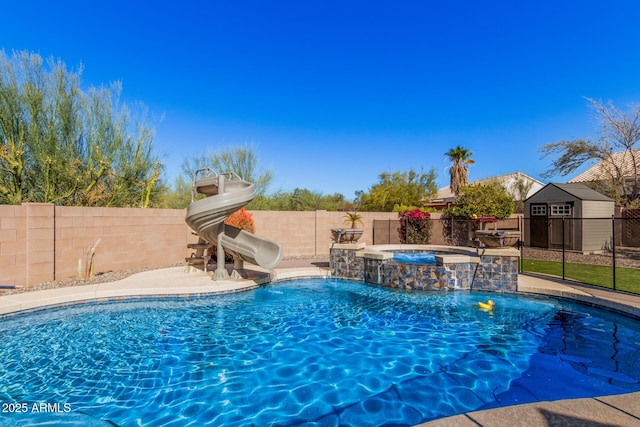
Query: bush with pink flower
[[398, 208, 432, 244]]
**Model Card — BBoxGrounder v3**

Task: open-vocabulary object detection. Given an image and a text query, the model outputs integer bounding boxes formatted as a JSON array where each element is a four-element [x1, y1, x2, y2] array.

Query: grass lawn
[[521, 259, 640, 295]]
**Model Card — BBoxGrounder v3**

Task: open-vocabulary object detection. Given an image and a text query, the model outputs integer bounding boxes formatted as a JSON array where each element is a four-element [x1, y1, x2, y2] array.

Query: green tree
[[0, 50, 162, 207], [247, 189, 351, 211], [358, 168, 437, 212], [447, 182, 514, 220], [285, 188, 324, 211], [0, 52, 31, 204], [158, 175, 192, 209], [181, 144, 273, 199], [445, 145, 474, 197], [541, 97, 640, 206]]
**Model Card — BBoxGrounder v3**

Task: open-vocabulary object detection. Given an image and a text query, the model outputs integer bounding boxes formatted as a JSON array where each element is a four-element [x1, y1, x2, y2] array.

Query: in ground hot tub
[[363, 246, 481, 291], [330, 244, 520, 292]]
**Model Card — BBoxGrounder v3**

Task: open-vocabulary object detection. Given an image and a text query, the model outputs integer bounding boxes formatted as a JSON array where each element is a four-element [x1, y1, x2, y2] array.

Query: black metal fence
[[372, 219, 402, 245], [520, 217, 640, 295], [372, 217, 520, 246]]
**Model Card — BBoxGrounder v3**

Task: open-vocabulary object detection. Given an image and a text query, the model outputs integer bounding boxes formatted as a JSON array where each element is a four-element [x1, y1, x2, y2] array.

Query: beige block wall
[[54, 206, 193, 280], [252, 210, 399, 258], [0, 204, 27, 287], [26, 203, 55, 286], [252, 211, 317, 258], [0, 203, 55, 287], [1, 203, 194, 288], [1, 204, 400, 288]]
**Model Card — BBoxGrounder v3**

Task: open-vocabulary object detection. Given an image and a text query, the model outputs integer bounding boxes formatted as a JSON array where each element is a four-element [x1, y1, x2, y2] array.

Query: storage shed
[[523, 183, 614, 253]]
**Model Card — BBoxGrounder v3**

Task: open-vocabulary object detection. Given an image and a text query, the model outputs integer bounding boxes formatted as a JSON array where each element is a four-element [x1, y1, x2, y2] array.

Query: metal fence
[[521, 216, 640, 294], [372, 217, 520, 246], [372, 219, 402, 245]]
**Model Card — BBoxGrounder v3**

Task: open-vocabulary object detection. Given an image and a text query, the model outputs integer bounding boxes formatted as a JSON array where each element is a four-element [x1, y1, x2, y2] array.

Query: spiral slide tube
[[185, 169, 283, 280]]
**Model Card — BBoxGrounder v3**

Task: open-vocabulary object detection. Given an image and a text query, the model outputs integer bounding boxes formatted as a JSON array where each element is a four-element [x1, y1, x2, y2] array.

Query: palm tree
[[446, 146, 474, 197], [343, 211, 363, 228]]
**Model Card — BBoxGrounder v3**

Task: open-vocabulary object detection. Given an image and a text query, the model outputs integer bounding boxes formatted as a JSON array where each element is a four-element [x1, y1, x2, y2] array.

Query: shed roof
[[530, 183, 614, 202]]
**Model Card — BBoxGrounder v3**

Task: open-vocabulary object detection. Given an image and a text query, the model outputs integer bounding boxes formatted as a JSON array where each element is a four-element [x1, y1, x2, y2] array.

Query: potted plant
[[331, 212, 364, 243]]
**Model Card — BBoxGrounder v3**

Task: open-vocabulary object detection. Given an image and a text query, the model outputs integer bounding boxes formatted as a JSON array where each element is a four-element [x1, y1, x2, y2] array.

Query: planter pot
[[331, 228, 363, 243], [475, 230, 520, 248]]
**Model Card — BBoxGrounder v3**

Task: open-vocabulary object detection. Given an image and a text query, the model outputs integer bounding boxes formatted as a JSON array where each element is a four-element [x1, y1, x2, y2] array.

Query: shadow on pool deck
[[1, 258, 639, 427]]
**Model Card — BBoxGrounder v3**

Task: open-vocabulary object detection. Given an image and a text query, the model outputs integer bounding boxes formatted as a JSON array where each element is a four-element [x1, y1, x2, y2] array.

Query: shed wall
[[582, 200, 615, 218], [581, 200, 614, 252]]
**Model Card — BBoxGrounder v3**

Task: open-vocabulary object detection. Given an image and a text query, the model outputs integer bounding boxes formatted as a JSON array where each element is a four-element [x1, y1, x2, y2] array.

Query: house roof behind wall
[[429, 172, 545, 203], [568, 150, 640, 183]]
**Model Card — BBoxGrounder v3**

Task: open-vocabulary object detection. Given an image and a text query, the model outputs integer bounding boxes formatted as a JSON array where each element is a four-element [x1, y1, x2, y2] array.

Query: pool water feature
[[393, 252, 436, 264], [1, 278, 640, 426]]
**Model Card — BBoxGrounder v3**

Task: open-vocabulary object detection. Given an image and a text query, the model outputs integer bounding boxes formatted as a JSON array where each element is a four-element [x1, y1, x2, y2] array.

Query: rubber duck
[[478, 300, 495, 310]]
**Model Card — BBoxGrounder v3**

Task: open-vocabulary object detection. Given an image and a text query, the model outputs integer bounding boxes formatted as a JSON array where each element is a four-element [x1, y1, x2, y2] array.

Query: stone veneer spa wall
[[329, 244, 519, 292]]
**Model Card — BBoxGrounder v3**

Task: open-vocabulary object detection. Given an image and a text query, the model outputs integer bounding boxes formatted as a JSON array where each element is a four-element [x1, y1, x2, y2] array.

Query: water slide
[[185, 168, 283, 279]]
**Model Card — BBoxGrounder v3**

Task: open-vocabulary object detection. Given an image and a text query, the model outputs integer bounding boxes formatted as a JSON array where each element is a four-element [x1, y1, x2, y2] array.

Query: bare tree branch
[[540, 138, 608, 178], [540, 98, 640, 206]]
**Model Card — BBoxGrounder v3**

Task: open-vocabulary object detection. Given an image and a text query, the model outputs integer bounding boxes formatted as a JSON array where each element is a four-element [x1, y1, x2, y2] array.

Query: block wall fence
[[0, 204, 398, 288]]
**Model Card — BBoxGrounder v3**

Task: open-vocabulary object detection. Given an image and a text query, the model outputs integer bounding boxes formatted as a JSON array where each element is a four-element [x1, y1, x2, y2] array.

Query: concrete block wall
[[0, 204, 398, 288], [0, 203, 57, 287], [0, 204, 28, 287], [252, 211, 317, 258], [26, 204, 55, 286], [0, 204, 194, 288], [53, 206, 194, 281], [252, 210, 398, 258]]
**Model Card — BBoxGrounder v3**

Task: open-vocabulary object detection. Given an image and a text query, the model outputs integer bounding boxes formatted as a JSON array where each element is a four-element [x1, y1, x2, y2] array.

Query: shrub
[[224, 207, 256, 233], [399, 209, 432, 244], [446, 182, 514, 220]]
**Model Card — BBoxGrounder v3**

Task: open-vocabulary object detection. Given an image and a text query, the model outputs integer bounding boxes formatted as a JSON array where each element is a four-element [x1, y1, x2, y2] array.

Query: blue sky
[[3, 1, 640, 199]]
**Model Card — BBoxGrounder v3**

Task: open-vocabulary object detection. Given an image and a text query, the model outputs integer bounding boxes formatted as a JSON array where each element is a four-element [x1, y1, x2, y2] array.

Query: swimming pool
[[1, 278, 639, 426]]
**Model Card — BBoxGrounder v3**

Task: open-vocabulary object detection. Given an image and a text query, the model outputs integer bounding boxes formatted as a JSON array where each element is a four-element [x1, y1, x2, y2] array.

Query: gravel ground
[[522, 246, 640, 269], [0, 264, 183, 296]]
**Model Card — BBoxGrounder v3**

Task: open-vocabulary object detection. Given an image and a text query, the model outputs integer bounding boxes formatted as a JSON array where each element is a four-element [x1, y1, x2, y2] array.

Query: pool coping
[[1, 264, 639, 427]]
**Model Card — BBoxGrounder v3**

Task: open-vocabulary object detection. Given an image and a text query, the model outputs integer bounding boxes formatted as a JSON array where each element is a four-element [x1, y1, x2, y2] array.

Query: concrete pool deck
[[1, 260, 639, 426]]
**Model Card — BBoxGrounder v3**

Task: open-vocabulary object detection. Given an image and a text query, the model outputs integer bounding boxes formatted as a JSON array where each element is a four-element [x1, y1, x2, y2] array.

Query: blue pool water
[[393, 252, 436, 264], [1, 279, 640, 426]]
